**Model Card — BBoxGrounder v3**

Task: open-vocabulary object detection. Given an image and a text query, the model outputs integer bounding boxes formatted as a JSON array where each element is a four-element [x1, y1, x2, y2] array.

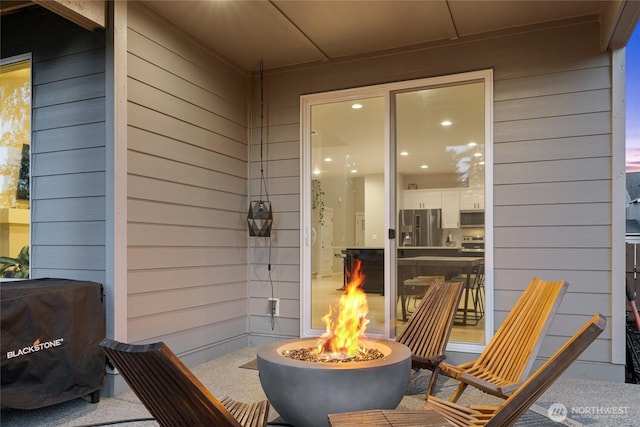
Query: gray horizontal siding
[[493, 67, 611, 101], [34, 245, 105, 270], [495, 204, 611, 226], [128, 77, 246, 143], [495, 180, 611, 205], [128, 175, 246, 212], [128, 223, 245, 247], [135, 318, 249, 360], [129, 199, 243, 229], [32, 172, 105, 199], [126, 3, 249, 353], [127, 246, 247, 270], [494, 134, 611, 164], [32, 221, 105, 245], [32, 122, 106, 152], [246, 87, 300, 338], [1, 7, 108, 284], [494, 269, 611, 294], [33, 147, 106, 175], [129, 281, 248, 318], [128, 265, 247, 293], [32, 98, 105, 130], [128, 299, 248, 343], [33, 72, 105, 107], [127, 150, 245, 195], [494, 225, 610, 248], [490, 24, 612, 371], [127, 50, 246, 125], [128, 126, 246, 181], [125, 11, 245, 104], [33, 49, 106, 85]]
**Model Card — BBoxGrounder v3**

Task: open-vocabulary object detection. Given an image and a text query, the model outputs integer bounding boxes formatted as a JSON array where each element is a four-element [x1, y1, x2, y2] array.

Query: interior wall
[[249, 19, 620, 380], [364, 174, 385, 248]]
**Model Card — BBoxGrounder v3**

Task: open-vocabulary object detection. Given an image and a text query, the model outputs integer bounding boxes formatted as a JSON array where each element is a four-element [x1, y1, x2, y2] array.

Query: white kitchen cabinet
[[459, 188, 484, 210], [402, 190, 442, 209], [441, 190, 460, 228]]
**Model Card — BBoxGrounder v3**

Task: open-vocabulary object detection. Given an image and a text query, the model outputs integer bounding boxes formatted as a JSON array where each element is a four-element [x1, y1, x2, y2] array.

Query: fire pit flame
[[314, 259, 371, 358]]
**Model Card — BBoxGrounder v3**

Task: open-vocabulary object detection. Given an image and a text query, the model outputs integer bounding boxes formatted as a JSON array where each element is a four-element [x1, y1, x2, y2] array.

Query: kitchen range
[[461, 235, 484, 251]]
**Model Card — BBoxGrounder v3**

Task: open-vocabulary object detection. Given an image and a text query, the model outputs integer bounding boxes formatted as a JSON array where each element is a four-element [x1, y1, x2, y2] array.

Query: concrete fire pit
[[257, 337, 411, 427]]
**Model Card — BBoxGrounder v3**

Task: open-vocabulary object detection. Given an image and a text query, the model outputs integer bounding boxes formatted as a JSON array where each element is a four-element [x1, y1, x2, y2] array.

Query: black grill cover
[[1, 278, 105, 409]]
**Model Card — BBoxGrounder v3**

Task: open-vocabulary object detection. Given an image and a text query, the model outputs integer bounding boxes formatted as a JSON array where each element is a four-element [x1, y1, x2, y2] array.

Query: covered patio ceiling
[[1, 1, 639, 73], [140, 0, 640, 73]]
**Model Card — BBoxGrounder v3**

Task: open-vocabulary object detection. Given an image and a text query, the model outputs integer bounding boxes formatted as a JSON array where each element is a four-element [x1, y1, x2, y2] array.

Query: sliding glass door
[[305, 95, 387, 336], [301, 70, 492, 351]]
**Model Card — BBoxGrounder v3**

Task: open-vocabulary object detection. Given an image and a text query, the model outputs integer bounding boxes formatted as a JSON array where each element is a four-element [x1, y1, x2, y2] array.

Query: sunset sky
[[625, 27, 640, 172]]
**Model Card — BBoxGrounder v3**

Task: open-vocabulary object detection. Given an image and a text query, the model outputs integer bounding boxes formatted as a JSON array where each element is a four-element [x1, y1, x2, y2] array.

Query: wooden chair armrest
[[439, 361, 468, 379], [413, 354, 445, 368]]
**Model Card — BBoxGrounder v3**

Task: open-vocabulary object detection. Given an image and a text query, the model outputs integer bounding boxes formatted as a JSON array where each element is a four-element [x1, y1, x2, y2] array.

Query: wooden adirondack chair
[[439, 277, 568, 402], [329, 313, 606, 427], [424, 313, 606, 427], [396, 280, 464, 398], [100, 338, 270, 427]]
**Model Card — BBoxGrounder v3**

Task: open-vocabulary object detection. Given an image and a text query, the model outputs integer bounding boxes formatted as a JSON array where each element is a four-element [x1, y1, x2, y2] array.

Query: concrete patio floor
[[1, 346, 638, 427]]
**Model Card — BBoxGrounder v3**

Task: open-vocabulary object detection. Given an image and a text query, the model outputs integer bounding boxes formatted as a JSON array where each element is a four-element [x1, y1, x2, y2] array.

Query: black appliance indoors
[[343, 248, 384, 294]]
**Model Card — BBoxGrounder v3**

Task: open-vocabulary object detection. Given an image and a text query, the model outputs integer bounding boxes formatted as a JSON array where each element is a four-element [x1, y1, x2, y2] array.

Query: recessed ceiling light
[[350, 169, 358, 174], [400, 151, 409, 156], [324, 157, 333, 162], [313, 169, 321, 175], [473, 152, 482, 157], [478, 161, 485, 165], [441, 120, 452, 126], [468, 141, 477, 147], [352, 103, 363, 109], [420, 164, 428, 169]]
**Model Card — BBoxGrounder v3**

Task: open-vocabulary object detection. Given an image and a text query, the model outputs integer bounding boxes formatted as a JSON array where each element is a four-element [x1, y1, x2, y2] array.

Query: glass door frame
[[300, 69, 493, 353]]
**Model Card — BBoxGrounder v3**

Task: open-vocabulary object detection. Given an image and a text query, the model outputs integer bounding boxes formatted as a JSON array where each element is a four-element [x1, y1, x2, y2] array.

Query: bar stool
[[454, 263, 484, 325]]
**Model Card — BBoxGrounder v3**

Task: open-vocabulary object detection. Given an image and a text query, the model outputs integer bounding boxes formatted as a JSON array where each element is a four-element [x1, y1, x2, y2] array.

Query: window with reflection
[[302, 71, 491, 348], [394, 81, 485, 344], [310, 97, 386, 335], [1, 56, 31, 279]]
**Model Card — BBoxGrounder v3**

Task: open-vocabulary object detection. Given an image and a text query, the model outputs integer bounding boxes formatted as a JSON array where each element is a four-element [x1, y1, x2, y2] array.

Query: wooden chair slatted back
[[101, 339, 243, 427], [426, 314, 606, 427], [486, 313, 606, 427], [396, 280, 464, 363], [471, 277, 568, 383]]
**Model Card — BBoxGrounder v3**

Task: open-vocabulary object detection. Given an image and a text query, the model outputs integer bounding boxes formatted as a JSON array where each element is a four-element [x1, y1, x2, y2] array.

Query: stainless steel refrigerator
[[399, 209, 442, 247]]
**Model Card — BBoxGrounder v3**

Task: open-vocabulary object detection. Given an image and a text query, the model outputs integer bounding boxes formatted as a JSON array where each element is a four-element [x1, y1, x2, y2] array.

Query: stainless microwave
[[460, 210, 484, 228]]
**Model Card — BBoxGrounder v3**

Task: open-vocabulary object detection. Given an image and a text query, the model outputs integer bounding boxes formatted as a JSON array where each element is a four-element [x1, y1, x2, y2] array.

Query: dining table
[[397, 255, 484, 323]]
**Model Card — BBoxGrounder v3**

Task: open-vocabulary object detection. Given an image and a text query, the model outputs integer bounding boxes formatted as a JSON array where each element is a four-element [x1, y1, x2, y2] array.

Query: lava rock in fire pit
[[283, 346, 384, 363], [257, 337, 411, 427]]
